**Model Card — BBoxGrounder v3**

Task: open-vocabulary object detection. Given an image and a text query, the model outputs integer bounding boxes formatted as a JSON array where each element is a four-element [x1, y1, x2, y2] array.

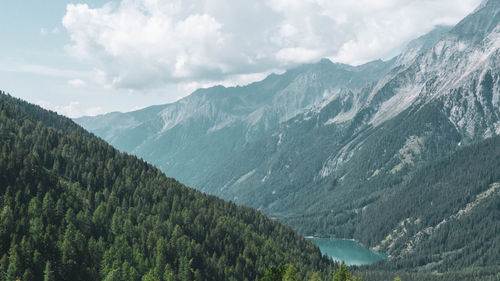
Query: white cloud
[[40, 27, 60, 37], [62, 0, 482, 91], [128, 105, 148, 112], [67, 78, 86, 88], [37, 100, 103, 118], [84, 106, 104, 117], [177, 69, 283, 96], [12, 63, 90, 79], [276, 48, 320, 64]]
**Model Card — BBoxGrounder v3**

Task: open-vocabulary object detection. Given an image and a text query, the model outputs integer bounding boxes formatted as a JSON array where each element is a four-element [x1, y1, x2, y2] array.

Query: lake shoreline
[[304, 235, 367, 247], [305, 237, 388, 266]]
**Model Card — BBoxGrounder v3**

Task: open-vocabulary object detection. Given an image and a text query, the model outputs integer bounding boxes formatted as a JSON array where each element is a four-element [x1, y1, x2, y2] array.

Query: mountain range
[[76, 0, 500, 275]]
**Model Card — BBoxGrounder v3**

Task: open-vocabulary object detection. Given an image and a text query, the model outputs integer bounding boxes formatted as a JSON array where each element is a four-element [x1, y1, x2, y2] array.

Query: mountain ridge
[[76, 57, 394, 187], [0, 91, 338, 281], [75, 0, 500, 275]]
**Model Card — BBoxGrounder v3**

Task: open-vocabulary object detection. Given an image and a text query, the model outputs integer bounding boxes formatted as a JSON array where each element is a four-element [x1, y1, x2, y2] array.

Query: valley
[[1, 0, 500, 280], [75, 0, 500, 278]]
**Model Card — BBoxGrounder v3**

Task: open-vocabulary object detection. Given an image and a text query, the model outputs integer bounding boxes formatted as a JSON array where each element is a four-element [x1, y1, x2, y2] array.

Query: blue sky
[[0, 0, 482, 118], [0, 0, 177, 117]]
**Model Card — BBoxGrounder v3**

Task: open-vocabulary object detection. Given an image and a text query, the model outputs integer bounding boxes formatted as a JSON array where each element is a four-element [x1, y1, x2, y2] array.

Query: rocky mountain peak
[[450, 0, 500, 43]]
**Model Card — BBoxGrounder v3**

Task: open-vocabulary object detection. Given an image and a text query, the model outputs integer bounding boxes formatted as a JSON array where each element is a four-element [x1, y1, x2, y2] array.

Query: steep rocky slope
[[200, 0, 500, 215], [76, 0, 500, 272], [77, 59, 394, 187]]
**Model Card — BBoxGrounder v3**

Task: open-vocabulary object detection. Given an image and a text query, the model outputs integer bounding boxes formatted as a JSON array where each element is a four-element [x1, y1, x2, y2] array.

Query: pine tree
[[282, 264, 301, 281], [6, 247, 21, 281], [308, 272, 322, 281], [43, 261, 54, 281], [333, 261, 350, 281]]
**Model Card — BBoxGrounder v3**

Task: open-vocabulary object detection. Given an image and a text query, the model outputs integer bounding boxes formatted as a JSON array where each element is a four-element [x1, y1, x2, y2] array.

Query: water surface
[[306, 237, 387, 266]]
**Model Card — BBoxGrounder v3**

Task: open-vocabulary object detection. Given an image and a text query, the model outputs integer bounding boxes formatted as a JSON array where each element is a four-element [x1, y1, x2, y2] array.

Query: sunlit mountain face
[[77, 0, 500, 275], [2, 0, 499, 280]]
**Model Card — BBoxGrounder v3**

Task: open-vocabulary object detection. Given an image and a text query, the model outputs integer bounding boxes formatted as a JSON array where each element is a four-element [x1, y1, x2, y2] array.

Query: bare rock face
[[76, 0, 500, 269]]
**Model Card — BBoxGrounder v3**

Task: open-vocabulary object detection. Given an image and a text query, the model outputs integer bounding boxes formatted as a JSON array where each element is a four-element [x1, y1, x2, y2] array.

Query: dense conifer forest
[[2, 89, 499, 281], [0, 91, 340, 281]]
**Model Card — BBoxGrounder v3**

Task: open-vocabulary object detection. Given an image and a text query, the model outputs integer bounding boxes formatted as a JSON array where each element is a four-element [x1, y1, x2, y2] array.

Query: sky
[[0, 0, 483, 118]]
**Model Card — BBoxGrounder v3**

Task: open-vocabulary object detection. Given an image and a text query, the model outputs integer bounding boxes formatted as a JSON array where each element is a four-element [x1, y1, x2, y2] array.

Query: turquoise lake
[[306, 238, 387, 266]]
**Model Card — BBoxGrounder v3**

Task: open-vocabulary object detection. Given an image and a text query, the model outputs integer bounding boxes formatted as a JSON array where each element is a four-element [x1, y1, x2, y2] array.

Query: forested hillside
[[360, 135, 500, 267], [0, 91, 337, 281], [358, 134, 500, 280], [75, 2, 500, 258]]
